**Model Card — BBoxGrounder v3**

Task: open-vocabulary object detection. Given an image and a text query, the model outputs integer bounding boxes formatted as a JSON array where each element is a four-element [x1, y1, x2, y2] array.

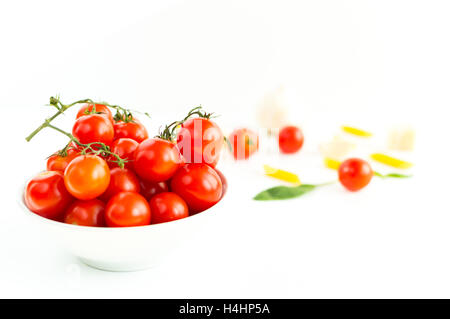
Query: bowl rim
[[19, 171, 228, 232]]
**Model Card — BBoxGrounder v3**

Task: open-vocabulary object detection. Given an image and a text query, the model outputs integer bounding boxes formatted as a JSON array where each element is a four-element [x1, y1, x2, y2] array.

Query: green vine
[[25, 96, 149, 142], [156, 106, 216, 142], [25, 96, 145, 168]]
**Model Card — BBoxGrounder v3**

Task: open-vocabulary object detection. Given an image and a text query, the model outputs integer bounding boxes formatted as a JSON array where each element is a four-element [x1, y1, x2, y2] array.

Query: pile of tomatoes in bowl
[[24, 99, 227, 228]]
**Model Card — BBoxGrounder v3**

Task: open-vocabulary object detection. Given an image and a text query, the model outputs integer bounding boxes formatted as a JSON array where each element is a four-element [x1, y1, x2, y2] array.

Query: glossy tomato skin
[[278, 126, 304, 154], [140, 180, 169, 201], [176, 118, 223, 167], [338, 158, 373, 191], [149, 192, 189, 224], [64, 199, 106, 227], [46, 148, 79, 172], [100, 167, 140, 202], [229, 128, 259, 160], [105, 192, 151, 227], [64, 155, 110, 200], [109, 138, 139, 169], [215, 168, 228, 198], [72, 114, 114, 147], [24, 171, 73, 221], [134, 138, 181, 182], [113, 119, 148, 143], [76, 104, 113, 124], [170, 163, 222, 213]]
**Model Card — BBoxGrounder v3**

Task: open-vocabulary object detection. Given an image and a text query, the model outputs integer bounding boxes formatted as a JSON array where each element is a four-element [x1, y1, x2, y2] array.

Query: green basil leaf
[[253, 184, 316, 201]]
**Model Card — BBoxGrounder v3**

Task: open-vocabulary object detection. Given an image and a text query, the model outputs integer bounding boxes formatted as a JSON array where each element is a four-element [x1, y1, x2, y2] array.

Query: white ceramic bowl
[[19, 177, 228, 272]]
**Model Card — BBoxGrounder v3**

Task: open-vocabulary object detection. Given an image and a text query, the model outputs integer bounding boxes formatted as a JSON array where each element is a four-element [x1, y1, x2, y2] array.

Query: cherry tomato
[[64, 199, 106, 227], [46, 148, 79, 172], [278, 125, 304, 154], [24, 171, 73, 221], [149, 192, 189, 224], [100, 167, 140, 202], [76, 104, 113, 124], [113, 119, 148, 143], [338, 158, 373, 191], [170, 163, 222, 213], [140, 180, 169, 201], [64, 155, 110, 200], [134, 138, 181, 182], [109, 138, 139, 169], [215, 168, 228, 198], [105, 192, 151, 227], [72, 114, 114, 147], [228, 128, 259, 160], [176, 117, 223, 167]]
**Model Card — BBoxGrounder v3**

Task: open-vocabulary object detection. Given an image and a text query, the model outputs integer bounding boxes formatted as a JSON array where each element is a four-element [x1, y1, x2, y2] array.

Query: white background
[[0, 0, 449, 298]]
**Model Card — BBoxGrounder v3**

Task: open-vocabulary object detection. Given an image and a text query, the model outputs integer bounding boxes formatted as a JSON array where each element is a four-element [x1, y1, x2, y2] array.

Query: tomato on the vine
[[134, 138, 181, 182], [46, 148, 79, 172], [170, 163, 222, 213], [64, 155, 110, 200], [25, 171, 73, 221], [100, 167, 140, 202], [105, 192, 151, 227], [338, 158, 373, 191], [109, 138, 139, 169], [149, 192, 189, 224], [72, 114, 114, 147], [64, 199, 106, 227], [113, 118, 148, 143], [228, 128, 259, 160], [140, 180, 169, 201], [176, 117, 223, 167], [76, 104, 113, 124], [278, 125, 304, 154]]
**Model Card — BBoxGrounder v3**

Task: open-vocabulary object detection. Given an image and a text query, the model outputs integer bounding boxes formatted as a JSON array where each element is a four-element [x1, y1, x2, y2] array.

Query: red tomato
[[46, 148, 79, 172], [64, 155, 110, 200], [24, 171, 73, 221], [228, 128, 259, 160], [176, 117, 223, 167], [105, 192, 151, 227], [134, 138, 181, 182], [64, 199, 106, 227], [113, 119, 148, 143], [109, 138, 139, 169], [170, 163, 222, 213], [72, 114, 114, 147], [76, 104, 113, 124], [278, 126, 304, 154], [215, 168, 228, 198], [338, 158, 373, 191], [140, 180, 169, 201], [149, 192, 189, 224], [100, 167, 140, 202]]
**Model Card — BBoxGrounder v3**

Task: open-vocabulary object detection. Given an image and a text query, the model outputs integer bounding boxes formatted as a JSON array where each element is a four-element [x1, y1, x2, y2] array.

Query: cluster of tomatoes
[[24, 103, 226, 227]]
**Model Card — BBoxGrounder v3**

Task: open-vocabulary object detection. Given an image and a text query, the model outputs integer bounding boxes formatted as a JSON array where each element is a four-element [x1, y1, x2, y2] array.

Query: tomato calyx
[[113, 109, 136, 123], [156, 106, 216, 142], [81, 104, 108, 117]]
